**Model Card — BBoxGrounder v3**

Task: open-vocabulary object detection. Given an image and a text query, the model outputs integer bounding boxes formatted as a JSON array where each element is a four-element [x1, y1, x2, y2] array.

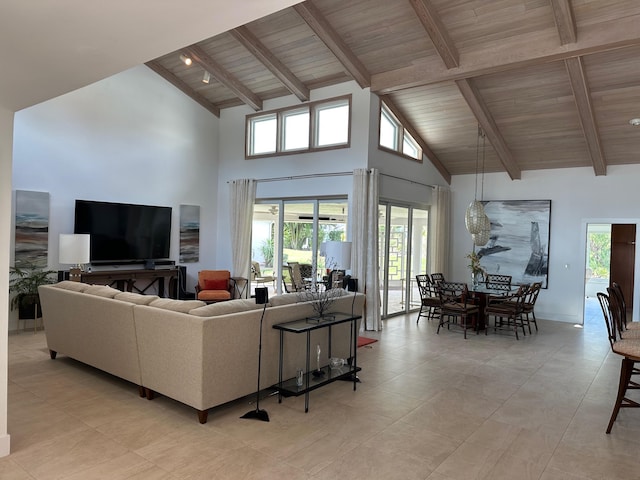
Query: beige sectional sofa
[[39, 281, 365, 423]]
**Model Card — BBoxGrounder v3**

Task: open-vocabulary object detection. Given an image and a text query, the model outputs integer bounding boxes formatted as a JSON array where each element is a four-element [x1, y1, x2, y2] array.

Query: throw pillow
[[114, 292, 159, 305], [84, 285, 120, 298], [52, 281, 88, 293], [149, 298, 206, 313], [203, 278, 228, 290], [189, 299, 264, 317]]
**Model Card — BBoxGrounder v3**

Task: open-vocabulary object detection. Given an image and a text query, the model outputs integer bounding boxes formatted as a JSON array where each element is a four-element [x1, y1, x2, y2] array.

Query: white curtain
[[352, 168, 382, 331], [429, 185, 450, 278], [229, 179, 256, 288]]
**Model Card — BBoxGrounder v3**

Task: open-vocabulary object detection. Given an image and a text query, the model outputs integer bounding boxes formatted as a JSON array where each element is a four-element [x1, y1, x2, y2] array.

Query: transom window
[[246, 95, 351, 158], [379, 102, 422, 161]]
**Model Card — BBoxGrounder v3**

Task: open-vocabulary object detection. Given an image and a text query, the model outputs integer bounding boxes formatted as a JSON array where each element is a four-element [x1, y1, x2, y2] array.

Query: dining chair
[[436, 281, 479, 339], [430, 273, 445, 285], [611, 281, 640, 331], [485, 274, 512, 286], [521, 281, 542, 333], [484, 284, 528, 339], [416, 274, 440, 323], [596, 291, 640, 433]]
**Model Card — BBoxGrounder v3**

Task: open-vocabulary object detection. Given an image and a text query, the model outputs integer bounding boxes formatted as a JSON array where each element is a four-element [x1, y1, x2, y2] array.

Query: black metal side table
[[272, 313, 361, 412]]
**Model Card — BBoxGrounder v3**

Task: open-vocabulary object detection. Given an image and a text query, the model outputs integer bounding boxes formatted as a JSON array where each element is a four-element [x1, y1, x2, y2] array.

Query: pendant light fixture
[[466, 125, 490, 247]]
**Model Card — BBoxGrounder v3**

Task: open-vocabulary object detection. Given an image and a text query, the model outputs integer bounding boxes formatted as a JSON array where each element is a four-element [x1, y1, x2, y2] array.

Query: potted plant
[[9, 264, 57, 319]]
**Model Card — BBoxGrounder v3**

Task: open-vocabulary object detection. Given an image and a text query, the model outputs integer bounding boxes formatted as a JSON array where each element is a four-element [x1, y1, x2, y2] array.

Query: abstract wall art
[[478, 200, 551, 288], [14, 190, 50, 267], [179, 204, 200, 263]]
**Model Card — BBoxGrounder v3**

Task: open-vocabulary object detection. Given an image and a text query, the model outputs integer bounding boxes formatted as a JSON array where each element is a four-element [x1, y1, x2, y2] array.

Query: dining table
[[466, 283, 519, 330]]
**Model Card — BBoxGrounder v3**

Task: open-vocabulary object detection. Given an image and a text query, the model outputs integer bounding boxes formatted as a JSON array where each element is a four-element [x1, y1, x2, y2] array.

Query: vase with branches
[[466, 251, 485, 287]]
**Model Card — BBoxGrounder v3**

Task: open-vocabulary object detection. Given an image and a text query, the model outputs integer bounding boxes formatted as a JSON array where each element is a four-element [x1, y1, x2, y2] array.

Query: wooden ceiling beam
[[455, 79, 521, 180], [372, 15, 640, 93], [408, 0, 459, 68], [182, 45, 263, 111], [550, 0, 577, 45], [381, 95, 451, 184], [145, 61, 220, 117], [294, 1, 371, 89], [231, 26, 310, 102], [565, 56, 606, 176]]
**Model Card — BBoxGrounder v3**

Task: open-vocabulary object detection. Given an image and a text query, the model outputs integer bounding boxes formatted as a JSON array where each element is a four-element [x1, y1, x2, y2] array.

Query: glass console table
[[272, 312, 362, 413]]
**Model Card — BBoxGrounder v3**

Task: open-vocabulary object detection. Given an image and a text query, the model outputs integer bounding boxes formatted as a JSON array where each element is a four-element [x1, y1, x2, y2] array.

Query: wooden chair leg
[[607, 358, 635, 433]]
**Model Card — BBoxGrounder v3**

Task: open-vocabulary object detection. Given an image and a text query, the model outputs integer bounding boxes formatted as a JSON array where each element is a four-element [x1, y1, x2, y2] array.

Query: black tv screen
[[74, 200, 172, 263]]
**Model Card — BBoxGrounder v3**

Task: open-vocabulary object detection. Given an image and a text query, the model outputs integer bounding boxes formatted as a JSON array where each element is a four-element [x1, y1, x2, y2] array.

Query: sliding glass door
[[378, 202, 429, 318], [252, 199, 348, 295]]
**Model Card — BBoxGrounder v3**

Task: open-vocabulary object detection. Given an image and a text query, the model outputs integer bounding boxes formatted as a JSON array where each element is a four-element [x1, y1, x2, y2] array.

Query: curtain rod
[[381, 173, 435, 189], [229, 171, 435, 188], [230, 172, 353, 183]]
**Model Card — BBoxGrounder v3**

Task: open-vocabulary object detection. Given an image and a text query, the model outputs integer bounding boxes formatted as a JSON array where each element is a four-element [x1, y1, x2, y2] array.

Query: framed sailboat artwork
[[477, 200, 551, 288]]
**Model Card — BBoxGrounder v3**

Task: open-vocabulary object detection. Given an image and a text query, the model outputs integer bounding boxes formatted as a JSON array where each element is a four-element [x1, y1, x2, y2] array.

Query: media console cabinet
[[73, 268, 179, 298]]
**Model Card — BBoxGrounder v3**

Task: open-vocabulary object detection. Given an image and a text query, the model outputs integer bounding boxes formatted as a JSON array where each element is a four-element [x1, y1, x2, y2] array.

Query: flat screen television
[[74, 200, 172, 264]]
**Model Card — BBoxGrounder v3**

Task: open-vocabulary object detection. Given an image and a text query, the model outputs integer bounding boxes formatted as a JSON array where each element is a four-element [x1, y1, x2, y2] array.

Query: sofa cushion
[[269, 293, 300, 307], [197, 290, 232, 302], [84, 285, 120, 298], [114, 292, 159, 305], [52, 280, 89, 292], [150, 298, 205, 313], [203, 278, 228, 290], [189, 299, 264, 317]]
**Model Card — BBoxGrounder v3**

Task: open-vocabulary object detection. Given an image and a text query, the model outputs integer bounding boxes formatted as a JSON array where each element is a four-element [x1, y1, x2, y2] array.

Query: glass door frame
[[378, 199, 430, 319], [253, 197, 348, 295]]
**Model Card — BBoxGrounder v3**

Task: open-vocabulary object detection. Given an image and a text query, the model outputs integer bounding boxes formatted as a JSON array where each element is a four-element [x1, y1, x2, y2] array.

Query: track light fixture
[[179, 54, 192, 66], [202, 71, 210, 84]]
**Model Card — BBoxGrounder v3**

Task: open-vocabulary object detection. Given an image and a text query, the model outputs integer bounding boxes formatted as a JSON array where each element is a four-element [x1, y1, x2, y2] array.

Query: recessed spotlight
[[179, 54, 192, 66], [629, 118, 640, 126]]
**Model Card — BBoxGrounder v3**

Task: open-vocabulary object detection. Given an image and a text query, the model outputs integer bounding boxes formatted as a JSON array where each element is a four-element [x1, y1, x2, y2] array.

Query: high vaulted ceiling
[[148, 0, 640, 183]]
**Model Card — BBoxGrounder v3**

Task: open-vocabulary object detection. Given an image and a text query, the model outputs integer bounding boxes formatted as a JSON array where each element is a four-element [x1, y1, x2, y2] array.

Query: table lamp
[[59, 234, 90, 281]]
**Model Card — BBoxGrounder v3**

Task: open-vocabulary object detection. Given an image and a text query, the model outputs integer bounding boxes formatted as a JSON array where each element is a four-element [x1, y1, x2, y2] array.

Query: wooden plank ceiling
[[147, 0, 640, 182]]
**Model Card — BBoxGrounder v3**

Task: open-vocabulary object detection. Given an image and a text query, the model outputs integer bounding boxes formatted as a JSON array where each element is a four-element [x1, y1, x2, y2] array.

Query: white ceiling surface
[[0, 0, 301, 112]]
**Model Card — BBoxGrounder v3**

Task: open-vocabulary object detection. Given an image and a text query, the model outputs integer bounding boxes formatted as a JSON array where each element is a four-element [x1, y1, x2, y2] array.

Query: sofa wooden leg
[[144, 388, 155, 400], [138, 386, 146, 398], [49, 350, 57, 359], [197, 410, 208, 424]]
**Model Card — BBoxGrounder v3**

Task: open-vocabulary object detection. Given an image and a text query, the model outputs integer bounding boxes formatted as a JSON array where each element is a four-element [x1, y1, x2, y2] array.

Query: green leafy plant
[[466, 251, 485, 277], [9, 264, 57, 311]]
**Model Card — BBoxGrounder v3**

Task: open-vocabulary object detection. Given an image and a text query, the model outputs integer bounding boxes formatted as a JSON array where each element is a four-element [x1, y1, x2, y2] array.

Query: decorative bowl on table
[[329, 357, 344, 369]]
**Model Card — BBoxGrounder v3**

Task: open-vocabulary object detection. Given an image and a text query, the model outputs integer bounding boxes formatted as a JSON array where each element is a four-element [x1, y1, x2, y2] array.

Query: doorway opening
[[583, 223, 636, 328]]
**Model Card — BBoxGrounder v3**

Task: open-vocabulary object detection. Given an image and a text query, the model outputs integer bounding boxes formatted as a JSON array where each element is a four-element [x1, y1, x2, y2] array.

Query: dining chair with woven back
[[430, 273, 445, 285], [436, 281, 479, 339], [521, 281, 542, 333], [416, 274, 441, 323], [484, 283, 529, 339], [597, 291, 640, 433], [485, 274, 512, 286]]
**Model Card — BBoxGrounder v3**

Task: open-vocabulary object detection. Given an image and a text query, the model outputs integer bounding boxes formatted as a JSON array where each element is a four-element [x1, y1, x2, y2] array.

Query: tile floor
[[2, 300, 640, 479]]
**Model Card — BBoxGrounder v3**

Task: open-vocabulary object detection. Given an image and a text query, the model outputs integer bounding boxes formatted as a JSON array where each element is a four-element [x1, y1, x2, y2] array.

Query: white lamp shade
[[324, 241, 352, 270], [59, 234, 90, 265]]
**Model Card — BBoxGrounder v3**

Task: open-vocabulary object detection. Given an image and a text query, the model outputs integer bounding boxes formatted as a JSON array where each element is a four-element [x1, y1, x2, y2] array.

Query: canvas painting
[[179, 205, 200, 263], [477, 200, 551, 288], [14, 190, 50, 267]]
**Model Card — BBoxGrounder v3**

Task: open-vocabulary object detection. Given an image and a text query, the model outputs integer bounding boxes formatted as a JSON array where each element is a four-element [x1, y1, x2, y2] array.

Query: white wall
[[11, 65, 220, 329], [367, 93, 449, 204], [450, 165, 640, 324], [215, 82, 373, 266], [0, 106, 13, 456]]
